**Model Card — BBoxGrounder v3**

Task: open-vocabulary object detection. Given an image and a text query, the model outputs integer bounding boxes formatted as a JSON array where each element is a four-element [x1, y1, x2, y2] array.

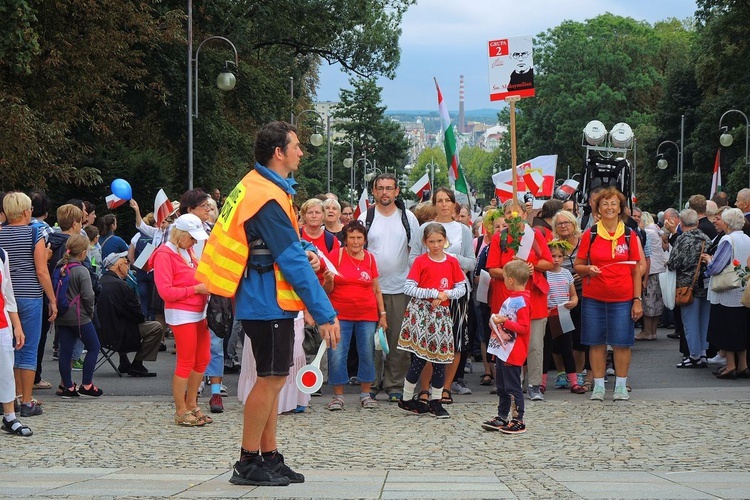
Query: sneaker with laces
[[481, 416, 508, 431], [326, 397, 344, 411], [613, 385, 630, 401], [360, 396, 378, 409], [450, 380, 472, 395], [20, 401, 43, 417], [77, 384, 103, 398], [429, 399, 450, 419], [590, 385, 605, 401], [229, 457, 290, 486], [554, 372, 569, 389], [265, 452, 304, 483], [499, 419, 526, 434], [209, 393, 224, 413], [220, 384, 228, 397], [398, 397, 429, 414], [59, 385, 80, 399], [528, 385, 544, 401], [72, 359, 84, 371]]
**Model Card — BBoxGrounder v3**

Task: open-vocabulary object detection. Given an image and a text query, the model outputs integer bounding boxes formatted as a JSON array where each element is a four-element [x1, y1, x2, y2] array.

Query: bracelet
[[380, 312, 387, 316]]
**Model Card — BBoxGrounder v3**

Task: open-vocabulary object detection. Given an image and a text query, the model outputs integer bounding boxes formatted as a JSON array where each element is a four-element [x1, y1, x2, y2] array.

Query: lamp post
[[355, 157, 374, 192], [656, 139, 684, 208], [294, 110, 331, 192], [426, 157, 440, 189], [187, 1, 239, 190], [718, 109, 750, 187], [342, 139, 355, 203]]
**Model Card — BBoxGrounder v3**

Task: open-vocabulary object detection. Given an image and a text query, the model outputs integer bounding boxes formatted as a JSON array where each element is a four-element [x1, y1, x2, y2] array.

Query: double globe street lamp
[[293, 110, 332, 192], [718, 109, 750, 187]]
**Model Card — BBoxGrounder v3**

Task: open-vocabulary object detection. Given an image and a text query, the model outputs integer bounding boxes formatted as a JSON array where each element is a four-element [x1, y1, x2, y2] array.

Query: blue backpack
[[52, 262, 83, 318]]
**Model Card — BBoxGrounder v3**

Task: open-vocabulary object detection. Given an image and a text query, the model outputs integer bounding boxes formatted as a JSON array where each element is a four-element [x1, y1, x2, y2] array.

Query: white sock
[[615, 377, 627, 389], [430, 386, 443, 401], [594, 377, 605, 389], [403, 380, 417, 400], [3, 412, 15, 422]]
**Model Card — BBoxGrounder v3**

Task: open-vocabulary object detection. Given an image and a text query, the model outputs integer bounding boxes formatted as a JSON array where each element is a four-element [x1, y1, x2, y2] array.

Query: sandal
[[1, 418, 33, 436], [581, 380, 593, 393], [479, 374, 494, 386], [191, 407, 213, 424], [326, 397, 345, 411], [570, 384, 586, 394], [440, 389, 453, 405], [174, 411, 205, 427]]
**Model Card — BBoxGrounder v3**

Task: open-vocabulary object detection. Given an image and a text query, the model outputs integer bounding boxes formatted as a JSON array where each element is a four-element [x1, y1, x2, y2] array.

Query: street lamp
[[187, 0, 239, 190], [718, 109, 750, 187], [355, 157, 374, 191], [342, 139, 355, 203], [426, 157, 440, 189], [656, 140, 684, 208], [294, 110, 332, 192]]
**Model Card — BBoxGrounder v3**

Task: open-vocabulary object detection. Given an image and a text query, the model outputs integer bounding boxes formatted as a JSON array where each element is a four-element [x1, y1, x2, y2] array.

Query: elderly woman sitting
[[667, 209, 712, 368]]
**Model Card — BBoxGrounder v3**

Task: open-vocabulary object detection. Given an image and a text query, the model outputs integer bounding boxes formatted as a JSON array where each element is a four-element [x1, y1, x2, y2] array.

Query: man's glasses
[[511, 51, 529, 60]]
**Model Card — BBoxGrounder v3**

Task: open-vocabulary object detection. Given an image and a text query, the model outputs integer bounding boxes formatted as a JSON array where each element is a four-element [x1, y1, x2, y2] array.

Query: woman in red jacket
[[152, 214, 210, 426]]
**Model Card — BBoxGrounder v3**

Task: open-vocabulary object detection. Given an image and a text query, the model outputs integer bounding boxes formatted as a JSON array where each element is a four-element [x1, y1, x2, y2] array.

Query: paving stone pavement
[[2, 392, 750, 498]]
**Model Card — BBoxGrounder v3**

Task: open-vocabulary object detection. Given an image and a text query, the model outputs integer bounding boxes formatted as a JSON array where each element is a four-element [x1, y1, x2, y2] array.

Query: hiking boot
[[429, 400, 450, 419], [500, 419, 527, 434], [398, 397, 428, 414], [77, 384, 103, 398], [265, 452, 304, 483], [481, 416, 508, 431], [229, 457, 290, 486], [209, 394, 224, 413]]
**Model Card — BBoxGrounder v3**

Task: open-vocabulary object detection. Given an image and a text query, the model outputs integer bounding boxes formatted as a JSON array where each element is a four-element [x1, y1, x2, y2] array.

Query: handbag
[[675, 242, 703, 306], [710, 238, 740, 292], [659, 269, 676, 310], [741, 284, 750, 308]]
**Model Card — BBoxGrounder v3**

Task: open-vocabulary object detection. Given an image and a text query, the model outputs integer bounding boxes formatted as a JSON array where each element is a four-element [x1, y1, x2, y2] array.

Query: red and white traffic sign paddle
[[296, 339, 327, 394]]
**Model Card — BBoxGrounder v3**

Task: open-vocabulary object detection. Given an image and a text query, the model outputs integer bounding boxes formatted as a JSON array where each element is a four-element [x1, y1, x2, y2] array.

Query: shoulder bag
[[675, 242, 703, 306], [710, 237, 740, 292]]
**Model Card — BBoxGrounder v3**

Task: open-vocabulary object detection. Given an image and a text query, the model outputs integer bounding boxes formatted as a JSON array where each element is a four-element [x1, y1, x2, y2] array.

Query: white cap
[[173, 213, 209, 241]]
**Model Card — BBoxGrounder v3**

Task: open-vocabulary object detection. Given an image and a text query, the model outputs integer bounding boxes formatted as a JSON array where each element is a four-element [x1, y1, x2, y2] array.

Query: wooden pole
[[506, 96, 520, 213]]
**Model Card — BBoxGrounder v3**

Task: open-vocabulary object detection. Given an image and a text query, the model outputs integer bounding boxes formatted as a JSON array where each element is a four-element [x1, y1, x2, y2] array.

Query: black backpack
[[364, 199, 411, 244], [299, 228, 336, 253]]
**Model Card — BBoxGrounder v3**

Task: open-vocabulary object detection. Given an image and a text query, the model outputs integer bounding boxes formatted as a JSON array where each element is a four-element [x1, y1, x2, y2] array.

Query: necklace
[[347, 250, 365, 271]]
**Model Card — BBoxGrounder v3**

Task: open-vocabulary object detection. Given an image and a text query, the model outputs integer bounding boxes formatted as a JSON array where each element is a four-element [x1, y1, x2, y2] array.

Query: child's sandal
[[191, 407, 213, 424], [440, 389, 453, 405], [174, 412, 205, 427], [1, 418, 33, 436], [581, 380, 593, 392]]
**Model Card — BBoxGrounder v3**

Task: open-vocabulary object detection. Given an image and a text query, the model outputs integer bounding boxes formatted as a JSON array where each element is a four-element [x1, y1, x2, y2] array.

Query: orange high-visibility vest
[[195, 169, 304, 311]]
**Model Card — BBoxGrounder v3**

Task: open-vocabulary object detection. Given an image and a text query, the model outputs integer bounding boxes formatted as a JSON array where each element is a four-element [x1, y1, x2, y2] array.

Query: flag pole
[[506, 95, 521, 213]]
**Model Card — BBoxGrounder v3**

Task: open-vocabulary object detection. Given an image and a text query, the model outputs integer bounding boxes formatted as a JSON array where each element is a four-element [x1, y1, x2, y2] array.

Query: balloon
[[110, 178, 132, 201]]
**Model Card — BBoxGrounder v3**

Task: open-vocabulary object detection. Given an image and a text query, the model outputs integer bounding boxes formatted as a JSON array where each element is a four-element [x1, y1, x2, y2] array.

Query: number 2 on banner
[[488, 39, 509, 57]]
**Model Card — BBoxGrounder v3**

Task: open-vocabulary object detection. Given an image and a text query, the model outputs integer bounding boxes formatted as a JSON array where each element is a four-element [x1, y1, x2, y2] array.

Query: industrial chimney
[[458, 74, 465, 134]]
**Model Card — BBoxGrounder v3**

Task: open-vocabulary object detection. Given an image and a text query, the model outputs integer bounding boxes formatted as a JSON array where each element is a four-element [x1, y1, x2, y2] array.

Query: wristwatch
[[633, 296, 642, 301]]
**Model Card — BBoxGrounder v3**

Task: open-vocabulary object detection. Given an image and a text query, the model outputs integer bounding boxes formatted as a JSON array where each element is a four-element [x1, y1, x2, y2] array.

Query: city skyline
[[316, 0, 698, 113]]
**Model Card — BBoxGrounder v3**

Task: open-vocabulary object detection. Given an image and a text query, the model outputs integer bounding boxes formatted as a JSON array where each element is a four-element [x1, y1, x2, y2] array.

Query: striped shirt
[[0, 225, 42, 298], [546, 268, 573, 309]]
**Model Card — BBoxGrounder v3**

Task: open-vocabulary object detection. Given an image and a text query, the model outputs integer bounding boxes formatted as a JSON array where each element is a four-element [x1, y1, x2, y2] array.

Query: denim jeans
[[57, 322, 100, 388], [680, 296, 710, 358], [14, 297, 42, 370], [204, 329, 225, 377], [327, 320, 376, 386]]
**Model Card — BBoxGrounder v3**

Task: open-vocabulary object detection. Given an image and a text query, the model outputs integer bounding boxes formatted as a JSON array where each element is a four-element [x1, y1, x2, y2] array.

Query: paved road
[[4, 327, 749, 499]]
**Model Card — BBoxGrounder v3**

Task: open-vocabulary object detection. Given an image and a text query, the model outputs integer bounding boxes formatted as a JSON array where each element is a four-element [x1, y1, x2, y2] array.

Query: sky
[[316, 0, 698, 112]]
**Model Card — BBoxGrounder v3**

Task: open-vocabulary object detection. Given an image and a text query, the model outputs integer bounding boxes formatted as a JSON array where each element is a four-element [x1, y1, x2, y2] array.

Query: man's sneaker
[[590, 385, 605, 401], [20, 401, 43, 417], [613, 385, 630, 401], [77, 384, 103, 398], [481, 416, 508, 431], [451, 380, 472, 395], [499, 419, 526, 434], [209, 394, 224, 413], [554, 372, 569, 389], [265, 452, 304, 483], [229, 458, 290, 486], [72, 359, 84, 371], [528, 385, 544, 401], [429, 399, 450, 419], [59, 385, 80, 399], [398, 397, 428, 414]]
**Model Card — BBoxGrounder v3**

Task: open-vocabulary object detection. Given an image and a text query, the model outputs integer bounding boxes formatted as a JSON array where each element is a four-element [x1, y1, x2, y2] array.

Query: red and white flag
[[105, 193, 126, 210], [523, 170, 545, 196], [353, 188, 369, 219], [410, 173, 431, 197], [558, 179, 579, 198], [710, 149, 722, 199], [154, 189, 175, 226], [492, 155, 557, 202]]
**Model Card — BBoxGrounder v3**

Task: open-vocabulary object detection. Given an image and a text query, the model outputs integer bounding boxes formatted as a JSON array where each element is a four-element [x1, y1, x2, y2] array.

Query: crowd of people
[[0, 120, 748, 487]]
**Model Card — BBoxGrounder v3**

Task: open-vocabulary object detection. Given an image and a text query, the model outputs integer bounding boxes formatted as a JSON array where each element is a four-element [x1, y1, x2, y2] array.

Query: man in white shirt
[[359, 174, 420, 402]]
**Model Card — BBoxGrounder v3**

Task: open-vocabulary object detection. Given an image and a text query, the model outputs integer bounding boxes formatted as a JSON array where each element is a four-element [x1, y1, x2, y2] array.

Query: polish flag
[[353, 188, 369, 219], [106, 193, 126, 209], [710, 149, 722, 199], [495, 182, 524, 203], [154, 189, 175, 226], [558, 179, 579, 198], [410, 173, 431, 198], [523, 170, 545, 196]]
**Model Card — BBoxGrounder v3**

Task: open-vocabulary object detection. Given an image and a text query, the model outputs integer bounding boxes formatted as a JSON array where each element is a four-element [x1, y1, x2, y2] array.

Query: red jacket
[[152, 245, 207, 313]]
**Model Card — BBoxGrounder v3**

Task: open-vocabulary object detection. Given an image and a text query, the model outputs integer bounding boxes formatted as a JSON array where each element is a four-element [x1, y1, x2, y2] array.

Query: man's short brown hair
[[56, 204, 83, 231]]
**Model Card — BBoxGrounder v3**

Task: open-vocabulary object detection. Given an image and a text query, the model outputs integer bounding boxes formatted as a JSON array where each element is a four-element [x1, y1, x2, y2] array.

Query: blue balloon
[[110, 178, 132, 201]]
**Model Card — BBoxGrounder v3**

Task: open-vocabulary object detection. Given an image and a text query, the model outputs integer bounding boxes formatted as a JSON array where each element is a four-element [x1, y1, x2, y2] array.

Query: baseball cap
[[103, 251, 128, 269], [173, 213, 209, 241]]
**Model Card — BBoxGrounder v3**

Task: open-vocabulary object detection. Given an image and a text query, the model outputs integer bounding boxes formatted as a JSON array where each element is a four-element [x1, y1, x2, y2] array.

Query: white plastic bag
[[659, 269, 676, 310]]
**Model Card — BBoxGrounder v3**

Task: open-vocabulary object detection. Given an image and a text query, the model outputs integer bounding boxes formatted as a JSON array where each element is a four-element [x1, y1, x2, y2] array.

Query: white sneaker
[[613, 385, 630, 401], [464, 360, 473, 374], [451, 381, 472, 395], [590, 385, 605, 401], [707, 354, 726, 365]]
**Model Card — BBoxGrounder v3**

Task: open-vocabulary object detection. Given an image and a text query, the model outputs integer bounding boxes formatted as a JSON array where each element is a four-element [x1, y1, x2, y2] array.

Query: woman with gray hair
[[322, 198, 344, 243], [703, 208, 750, 379], [666, 209, 712, 367]]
